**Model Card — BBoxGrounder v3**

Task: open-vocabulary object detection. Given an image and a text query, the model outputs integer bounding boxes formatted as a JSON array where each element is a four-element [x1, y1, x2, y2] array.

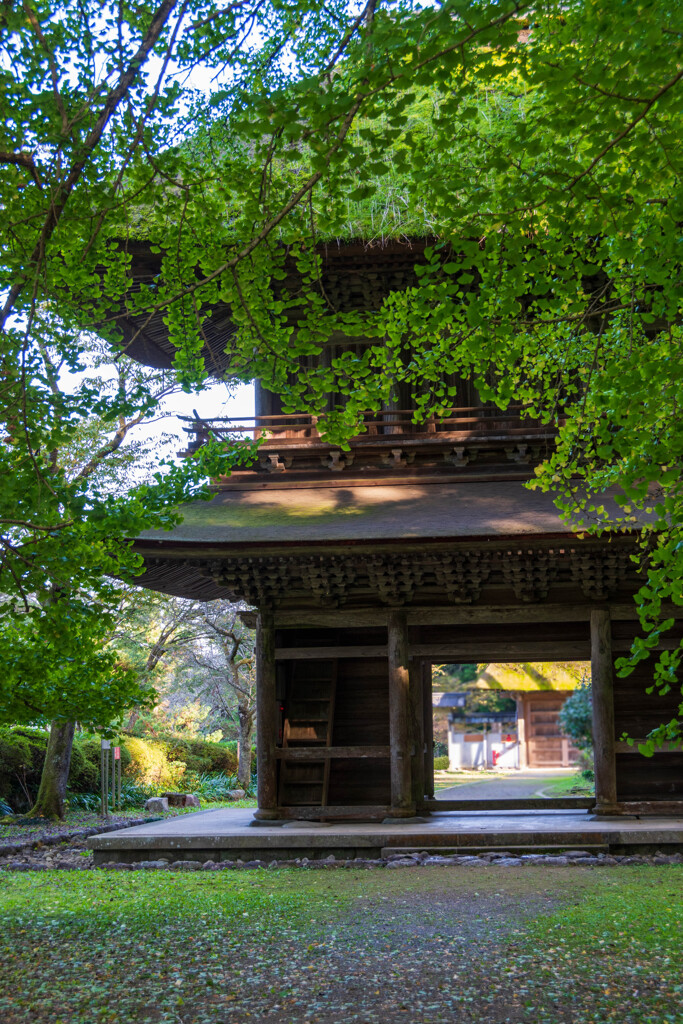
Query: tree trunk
[[237, 702, 254, 791], [26, 720, 76, 820]]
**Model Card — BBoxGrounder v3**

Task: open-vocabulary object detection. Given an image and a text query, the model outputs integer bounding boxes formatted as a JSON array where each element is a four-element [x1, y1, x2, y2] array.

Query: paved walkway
[[436, 770, 573, 801]]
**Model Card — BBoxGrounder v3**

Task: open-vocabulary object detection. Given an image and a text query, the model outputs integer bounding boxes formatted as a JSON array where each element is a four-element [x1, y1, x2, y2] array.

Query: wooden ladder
[[278, 660, 337, 808]]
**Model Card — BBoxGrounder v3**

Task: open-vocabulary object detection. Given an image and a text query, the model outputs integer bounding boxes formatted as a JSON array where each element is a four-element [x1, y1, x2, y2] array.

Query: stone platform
[[88, 808, 683, 864]]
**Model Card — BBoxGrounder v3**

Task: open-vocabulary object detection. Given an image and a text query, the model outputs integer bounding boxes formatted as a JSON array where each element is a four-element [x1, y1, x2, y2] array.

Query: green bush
[[558, 681, 593, 752], [433, 755, 450, 770], [189, 771, 242, 801], [68, 740, 99, 793], [124, 736, 176, 788], [163, 736, 238, 776], [0, 727, 49, 810]]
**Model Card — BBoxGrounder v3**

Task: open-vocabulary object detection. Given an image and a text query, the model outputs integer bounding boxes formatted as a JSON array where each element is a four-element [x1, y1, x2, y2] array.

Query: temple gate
[[111, 238, 683, 822]]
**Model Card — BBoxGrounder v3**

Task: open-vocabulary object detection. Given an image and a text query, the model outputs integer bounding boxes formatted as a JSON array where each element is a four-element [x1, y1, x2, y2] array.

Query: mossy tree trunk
[[237, 703, 255, 791], [26, 720, 76, 819]]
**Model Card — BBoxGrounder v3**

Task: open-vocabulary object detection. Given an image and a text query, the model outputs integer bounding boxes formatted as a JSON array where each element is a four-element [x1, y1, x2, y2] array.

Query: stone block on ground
[[144, 797, 169, 813], [227, 789, 246, 801], [160, 792, 199, 808]]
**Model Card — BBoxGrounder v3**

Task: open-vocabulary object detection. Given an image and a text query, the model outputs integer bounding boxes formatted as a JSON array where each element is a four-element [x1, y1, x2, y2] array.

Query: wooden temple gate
[[109, 238, 683, 823], [251, 607, 683, 821]]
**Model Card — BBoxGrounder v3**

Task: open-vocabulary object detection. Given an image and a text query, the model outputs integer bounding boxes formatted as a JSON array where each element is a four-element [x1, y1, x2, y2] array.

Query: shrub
[[123, 736, 173, 787], [0, 727, 48, 810], [164, 736, 238, 775], [189, 771, 243, 801], [433, 755, 450, 770], [68, 740, 99, 793], [558, 681, 593, 752]]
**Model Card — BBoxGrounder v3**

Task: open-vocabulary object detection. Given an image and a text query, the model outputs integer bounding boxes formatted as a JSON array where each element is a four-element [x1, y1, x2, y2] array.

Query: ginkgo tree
[[2, 0, 683, 796]]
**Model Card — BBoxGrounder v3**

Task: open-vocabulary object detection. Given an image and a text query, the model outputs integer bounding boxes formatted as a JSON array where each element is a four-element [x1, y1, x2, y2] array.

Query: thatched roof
[[474, 662, 587, 693]]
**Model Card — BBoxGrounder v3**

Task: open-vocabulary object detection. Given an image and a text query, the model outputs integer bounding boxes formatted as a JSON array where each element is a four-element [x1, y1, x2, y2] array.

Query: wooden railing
[[181, 405, 556, 449]]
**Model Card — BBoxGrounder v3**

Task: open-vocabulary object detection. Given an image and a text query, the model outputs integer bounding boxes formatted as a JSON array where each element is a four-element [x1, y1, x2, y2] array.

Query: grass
[[0, 865, 681, 1022], [540, 772, 595, 797], [433, 768, 501, 791]]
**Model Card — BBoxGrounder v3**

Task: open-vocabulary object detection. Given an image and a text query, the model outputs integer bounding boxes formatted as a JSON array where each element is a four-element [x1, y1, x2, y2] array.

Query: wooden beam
[[275, 645, 387, 660], [278, 805, 390, 821], [618, 800, 683, 816], [614, 741, 683, 753], [388, 610, 415, 818], [274, 745, 391, 761], [591, 608, 619, 814], [275, 642, 591, 660], [254, 610, 279, 821], [273, 602, 679, 630], [427, 797, 594, 811]]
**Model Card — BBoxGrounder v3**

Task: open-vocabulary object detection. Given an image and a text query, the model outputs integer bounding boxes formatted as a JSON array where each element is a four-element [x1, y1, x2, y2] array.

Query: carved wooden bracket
[[321, 450, 355, 472], [381, 448, 416, 468], [259, 452, 293, 473], [505, 444, 529, 464], [444, 447, 469, 468]]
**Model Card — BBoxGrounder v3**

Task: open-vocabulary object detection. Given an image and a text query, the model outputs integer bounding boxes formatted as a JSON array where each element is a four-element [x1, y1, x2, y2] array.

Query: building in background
[[446, 663, 583, 770]]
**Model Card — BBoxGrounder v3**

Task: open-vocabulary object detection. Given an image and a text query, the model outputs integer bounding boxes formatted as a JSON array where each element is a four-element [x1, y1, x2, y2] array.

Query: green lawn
[[540, 772, 595, 797], [433, 768, 501, 791], [0, 865, 681, 1023]]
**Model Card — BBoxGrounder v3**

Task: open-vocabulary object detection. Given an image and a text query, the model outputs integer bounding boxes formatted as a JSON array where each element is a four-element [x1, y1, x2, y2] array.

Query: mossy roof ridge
[[473, 662, 588, 692]]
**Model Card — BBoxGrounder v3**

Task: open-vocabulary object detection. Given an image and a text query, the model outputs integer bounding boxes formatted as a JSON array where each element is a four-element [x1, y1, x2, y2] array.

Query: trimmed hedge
[[433, 755, 450, 770]]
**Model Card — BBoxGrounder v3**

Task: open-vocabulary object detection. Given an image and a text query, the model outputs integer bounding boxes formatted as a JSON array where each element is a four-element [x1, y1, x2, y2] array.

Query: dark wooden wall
[[327, 657, 390, 806], [277, 627, 391, 808], [614, 658, 683, 801]]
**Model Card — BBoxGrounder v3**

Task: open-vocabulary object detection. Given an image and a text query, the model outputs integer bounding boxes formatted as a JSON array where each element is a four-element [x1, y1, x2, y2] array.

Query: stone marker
[[144, 797, 169, 813], [161, 792, 201, 808]]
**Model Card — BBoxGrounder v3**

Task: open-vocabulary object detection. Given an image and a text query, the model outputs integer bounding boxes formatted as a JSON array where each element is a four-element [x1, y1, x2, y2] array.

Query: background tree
[[179, 603, 256, 790], [9, 345, 211, 819]]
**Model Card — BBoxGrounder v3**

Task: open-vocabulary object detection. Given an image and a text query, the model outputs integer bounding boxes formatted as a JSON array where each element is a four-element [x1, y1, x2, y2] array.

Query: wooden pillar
[[409, 658, 425, 809], [422, 661, 434, 798], [590, 608, 619, 813], [254, 608, 280, 820], [387, 610, 415, 817]]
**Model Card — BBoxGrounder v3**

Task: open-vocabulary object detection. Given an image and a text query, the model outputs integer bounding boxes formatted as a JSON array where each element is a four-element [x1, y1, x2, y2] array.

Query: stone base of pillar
[[385, 805, 418, 820], [251, 809, 283, 824], [590, 801, 622, 817]]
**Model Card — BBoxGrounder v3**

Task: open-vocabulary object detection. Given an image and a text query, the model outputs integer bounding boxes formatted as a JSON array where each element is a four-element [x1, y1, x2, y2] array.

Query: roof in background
[[473, 662, 588, 692]]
